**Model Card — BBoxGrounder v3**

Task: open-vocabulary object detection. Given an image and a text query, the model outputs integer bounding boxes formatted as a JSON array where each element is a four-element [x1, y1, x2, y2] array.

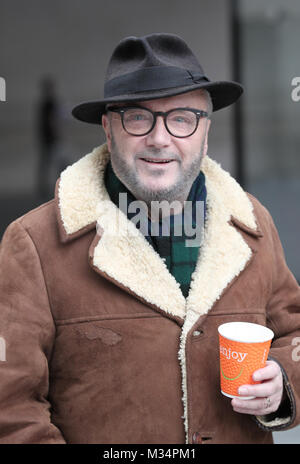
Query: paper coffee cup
[[218, 322, 274, 399]]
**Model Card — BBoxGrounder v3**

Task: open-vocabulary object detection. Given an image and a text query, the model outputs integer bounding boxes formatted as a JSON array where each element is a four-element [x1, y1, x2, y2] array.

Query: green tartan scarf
[[104, 161, 206, 298]]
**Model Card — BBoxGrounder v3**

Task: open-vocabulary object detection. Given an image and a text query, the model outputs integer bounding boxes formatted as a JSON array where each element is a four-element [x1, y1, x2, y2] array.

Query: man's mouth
[[140, 158, 174, 164]]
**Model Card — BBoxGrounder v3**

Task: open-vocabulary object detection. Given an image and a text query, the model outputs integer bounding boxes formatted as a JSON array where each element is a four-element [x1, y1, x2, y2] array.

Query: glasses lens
[[166, 109, 197, 137], [123, 108, 153, 135]]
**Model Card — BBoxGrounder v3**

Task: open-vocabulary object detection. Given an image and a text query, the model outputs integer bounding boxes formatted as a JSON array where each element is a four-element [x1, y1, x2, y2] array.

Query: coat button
[[192, 432, 202, 444], [193, 329, 203, 337]]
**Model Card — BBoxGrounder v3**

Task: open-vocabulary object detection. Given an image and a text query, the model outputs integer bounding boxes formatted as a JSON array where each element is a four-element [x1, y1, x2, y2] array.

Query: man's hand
[[231, 360, 284, 415]]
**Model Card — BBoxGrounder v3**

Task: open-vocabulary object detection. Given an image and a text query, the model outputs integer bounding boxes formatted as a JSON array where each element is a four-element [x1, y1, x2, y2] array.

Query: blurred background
[[0, 0, 299, 443]]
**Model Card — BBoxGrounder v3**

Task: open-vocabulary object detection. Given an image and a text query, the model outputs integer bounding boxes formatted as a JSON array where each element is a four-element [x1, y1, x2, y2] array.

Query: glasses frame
[[107, 105, 209, 138]]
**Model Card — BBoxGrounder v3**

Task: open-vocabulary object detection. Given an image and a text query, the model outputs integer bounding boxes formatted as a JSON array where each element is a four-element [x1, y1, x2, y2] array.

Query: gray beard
[[109, 134, 205, 206]]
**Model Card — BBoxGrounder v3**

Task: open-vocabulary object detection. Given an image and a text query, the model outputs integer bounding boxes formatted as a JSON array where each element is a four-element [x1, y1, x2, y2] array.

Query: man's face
[[102, 89, 211, 204]]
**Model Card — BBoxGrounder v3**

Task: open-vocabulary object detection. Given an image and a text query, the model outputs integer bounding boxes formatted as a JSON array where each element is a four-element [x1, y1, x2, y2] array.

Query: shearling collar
[[56, 143, 261, 239], [55, 143, 262, 320]]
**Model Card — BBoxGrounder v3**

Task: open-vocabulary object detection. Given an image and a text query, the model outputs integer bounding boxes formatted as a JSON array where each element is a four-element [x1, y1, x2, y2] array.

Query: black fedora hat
[[72, 33, 243, 125]]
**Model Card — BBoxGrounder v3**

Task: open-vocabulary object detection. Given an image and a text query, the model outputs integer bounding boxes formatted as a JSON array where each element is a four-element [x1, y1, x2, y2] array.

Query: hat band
[[104, 66, 209, 98]]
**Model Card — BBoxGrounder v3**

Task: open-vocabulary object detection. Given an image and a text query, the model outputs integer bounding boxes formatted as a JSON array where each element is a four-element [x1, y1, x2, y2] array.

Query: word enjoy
[[220, 345, 247, 363]]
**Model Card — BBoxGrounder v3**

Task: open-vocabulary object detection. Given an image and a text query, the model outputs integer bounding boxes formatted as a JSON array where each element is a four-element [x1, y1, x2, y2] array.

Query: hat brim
[[71, 80, 243, 125]]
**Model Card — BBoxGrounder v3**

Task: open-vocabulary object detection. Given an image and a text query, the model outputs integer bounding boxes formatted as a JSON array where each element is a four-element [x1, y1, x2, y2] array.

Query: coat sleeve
[[0, 220, 66, 443], [254, 209, 300, 432]]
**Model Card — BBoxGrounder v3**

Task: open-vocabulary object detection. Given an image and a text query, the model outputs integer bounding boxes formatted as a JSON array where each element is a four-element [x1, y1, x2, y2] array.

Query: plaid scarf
[[104, 161, 206, 298]]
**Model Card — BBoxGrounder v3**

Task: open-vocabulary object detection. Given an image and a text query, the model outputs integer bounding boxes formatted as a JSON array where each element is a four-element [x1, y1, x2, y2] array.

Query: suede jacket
[[0, 144, 299, 444]]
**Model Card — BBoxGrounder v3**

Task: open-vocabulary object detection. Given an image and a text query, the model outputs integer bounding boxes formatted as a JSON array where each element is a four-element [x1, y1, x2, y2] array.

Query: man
[[0, 33, 299, 444]]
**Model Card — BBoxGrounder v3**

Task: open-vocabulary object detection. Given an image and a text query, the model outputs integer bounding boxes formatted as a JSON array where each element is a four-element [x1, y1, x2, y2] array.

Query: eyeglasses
[[107, 106, 208, 138]]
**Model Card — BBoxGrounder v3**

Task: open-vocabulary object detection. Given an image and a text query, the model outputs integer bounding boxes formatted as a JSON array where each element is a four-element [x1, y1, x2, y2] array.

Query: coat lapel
[[56, 144, 262, 322], [91, 194, 187, 320]]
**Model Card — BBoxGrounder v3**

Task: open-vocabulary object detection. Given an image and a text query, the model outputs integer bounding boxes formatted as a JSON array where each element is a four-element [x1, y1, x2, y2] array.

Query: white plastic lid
[[218, 322, 274, 343]]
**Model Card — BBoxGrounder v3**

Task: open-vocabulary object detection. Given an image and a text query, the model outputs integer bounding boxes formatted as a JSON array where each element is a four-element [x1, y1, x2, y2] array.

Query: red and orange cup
[[218, 322, 274, 399]]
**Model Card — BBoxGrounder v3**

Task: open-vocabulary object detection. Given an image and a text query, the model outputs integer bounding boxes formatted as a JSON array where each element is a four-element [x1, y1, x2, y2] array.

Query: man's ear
[[102, 114, 112, 152], [203, 118, 211, 157]]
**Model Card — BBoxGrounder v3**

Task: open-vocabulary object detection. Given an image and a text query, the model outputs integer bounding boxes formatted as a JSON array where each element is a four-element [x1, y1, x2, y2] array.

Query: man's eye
[[171, 116, 191, 124], [133, 114, 145, 120], [126, 113, 146, 121]]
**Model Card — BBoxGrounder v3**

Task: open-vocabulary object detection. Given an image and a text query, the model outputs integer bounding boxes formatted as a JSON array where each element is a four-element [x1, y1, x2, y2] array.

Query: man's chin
[[135, 184, 184, 203]]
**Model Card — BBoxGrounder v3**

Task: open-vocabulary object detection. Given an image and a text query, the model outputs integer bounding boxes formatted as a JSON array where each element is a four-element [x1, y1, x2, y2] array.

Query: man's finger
[[238, 380, 278, 398], [252, 360, 281, 382]]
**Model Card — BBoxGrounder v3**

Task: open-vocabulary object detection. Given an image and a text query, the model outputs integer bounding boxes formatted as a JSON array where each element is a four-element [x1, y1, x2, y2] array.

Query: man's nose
[[145, 116, 171, 148]]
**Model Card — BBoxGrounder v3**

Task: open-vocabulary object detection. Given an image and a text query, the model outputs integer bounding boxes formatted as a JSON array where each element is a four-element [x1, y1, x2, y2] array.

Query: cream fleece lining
[[58, 145, 110, 235], [58, 144, 257, 235], [256, 415, 291, 428]]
